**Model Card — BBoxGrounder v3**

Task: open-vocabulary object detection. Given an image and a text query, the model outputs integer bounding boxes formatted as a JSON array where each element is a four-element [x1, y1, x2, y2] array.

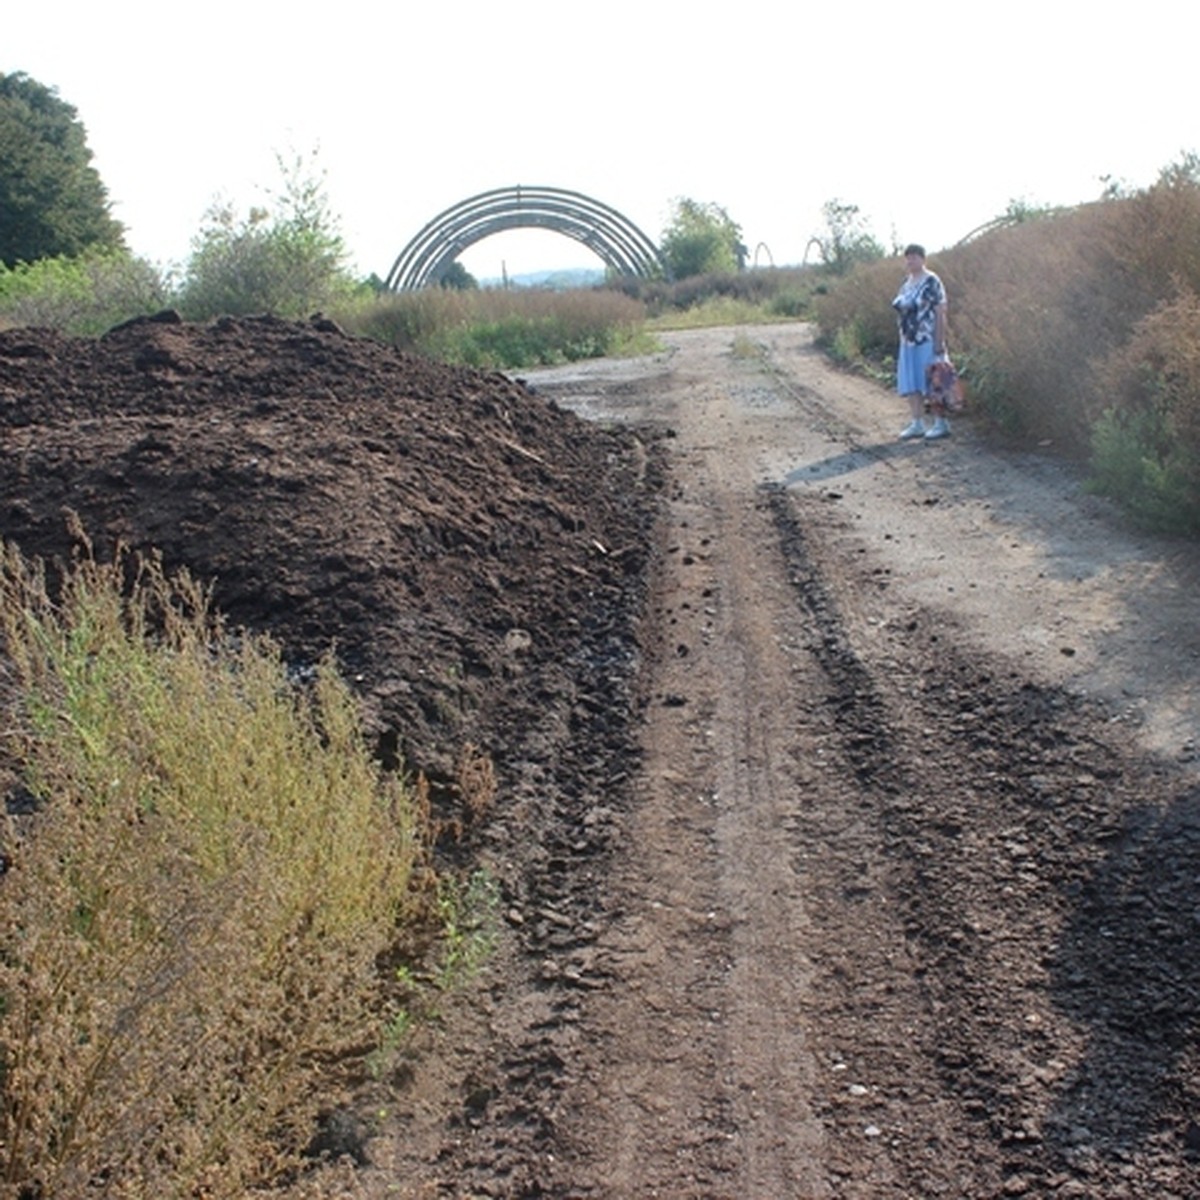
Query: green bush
[[660, 198, 743, 279], [178, 153, 356, 321], [767, 286, 811, 318], [429, 314, 580, 368], [1088, 290, 1200, 531], [811, 199, 886, 275], [1088, 407, 1197, 531], [829, 318, 865, 365], [178, 204, 355, 320], [0, 541, 426, 1196], [0, 249, 168, 335]]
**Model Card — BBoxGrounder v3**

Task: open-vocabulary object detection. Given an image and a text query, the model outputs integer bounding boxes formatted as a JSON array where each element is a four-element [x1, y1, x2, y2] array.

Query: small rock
[[504, 628, 533, 654]]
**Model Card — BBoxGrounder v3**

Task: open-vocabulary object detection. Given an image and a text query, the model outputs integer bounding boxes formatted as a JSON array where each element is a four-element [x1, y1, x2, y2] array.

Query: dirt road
[[517, 325, 1198, 1198], [358, 322, 1198, 1199]]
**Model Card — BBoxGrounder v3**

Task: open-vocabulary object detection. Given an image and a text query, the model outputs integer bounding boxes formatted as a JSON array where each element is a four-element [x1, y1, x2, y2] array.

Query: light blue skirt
[[897, 339, 935, 395]]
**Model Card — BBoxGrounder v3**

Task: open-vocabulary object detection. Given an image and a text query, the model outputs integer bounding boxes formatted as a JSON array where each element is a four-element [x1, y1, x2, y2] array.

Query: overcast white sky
[[5, 1, 1197, 281]]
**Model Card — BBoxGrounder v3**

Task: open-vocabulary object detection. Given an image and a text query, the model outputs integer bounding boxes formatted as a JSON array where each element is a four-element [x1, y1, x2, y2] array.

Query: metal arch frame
[[385, 185, 666, 290], [955, 214, 1020, 245]]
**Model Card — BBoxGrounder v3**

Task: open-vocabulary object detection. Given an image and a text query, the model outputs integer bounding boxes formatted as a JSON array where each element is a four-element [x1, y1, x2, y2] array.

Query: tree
[[179, 150, 353, 319], [439, 260, 477, 290], [813, 199, 884, 275], [660, 198, 745, 279], [0, 72, 124, 268]]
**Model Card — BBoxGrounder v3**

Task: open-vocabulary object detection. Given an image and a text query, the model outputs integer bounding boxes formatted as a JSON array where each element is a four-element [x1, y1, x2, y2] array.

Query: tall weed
[[0, 541, 426, 1197]]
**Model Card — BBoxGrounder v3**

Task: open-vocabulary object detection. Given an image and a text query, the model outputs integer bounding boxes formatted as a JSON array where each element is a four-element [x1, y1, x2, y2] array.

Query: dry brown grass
[[0, 540, 428, 1198], [812, 167, 1200, 529]]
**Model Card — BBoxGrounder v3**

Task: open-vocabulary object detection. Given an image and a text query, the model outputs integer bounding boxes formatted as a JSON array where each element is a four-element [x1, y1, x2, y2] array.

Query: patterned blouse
[[892, 271, 946, 346]]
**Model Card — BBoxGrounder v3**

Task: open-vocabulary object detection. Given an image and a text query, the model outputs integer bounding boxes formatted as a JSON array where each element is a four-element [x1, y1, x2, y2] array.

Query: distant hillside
[[480, 267, 606, 290]]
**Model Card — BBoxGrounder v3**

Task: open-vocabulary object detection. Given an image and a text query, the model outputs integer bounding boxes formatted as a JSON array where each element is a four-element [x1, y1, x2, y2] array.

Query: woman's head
[[904, 244, 926, 274]]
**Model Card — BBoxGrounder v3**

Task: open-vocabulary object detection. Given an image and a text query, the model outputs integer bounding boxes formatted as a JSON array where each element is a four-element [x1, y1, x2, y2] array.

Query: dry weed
[[0, 541, 428, 1197], [455, 742, 497, 823]]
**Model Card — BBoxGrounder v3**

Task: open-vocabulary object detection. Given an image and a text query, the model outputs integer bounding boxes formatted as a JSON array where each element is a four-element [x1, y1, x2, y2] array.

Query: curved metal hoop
[[954, 215, 1020, 245], [385, 185, 665, 290]]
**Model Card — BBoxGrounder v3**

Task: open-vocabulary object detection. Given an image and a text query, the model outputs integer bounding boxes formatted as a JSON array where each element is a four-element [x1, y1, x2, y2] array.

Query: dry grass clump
[[0, 541, 426, 1198], [811, 257, 900, 363]]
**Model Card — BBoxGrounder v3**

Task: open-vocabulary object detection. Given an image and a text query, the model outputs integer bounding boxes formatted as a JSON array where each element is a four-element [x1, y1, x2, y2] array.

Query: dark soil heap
[[0, 311, 660, 793]]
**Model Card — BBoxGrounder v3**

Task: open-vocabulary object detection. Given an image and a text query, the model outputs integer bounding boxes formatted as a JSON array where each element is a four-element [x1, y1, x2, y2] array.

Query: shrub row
[[334, 285, 651, 368], [813, 170, 1200, 533], [0, 249, 170, 337], [614, 264, 817, 321]]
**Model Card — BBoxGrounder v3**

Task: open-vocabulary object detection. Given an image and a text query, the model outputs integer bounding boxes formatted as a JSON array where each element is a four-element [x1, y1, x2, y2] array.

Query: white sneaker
[[898, 420, 925, 440], [924, 418, 951, 441]]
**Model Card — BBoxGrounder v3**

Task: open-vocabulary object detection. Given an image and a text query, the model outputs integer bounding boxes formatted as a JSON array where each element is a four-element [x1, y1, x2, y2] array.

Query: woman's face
[[905, 250, 925, 275]]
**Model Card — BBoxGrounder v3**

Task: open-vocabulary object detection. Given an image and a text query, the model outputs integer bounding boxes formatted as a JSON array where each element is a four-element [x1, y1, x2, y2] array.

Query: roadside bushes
[[812, 162, 1200, 532], [0, 249, 168, 335], [0, 542, 427, 1197], [1090, 290, 1200, 531], [616, 266, 820, 327], [337, 285, 650, 367], [811, 258, 898, 363]]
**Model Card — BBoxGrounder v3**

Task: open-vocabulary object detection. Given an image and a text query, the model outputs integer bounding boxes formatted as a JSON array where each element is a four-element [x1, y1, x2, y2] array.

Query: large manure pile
[[0, 311, 659, 789]]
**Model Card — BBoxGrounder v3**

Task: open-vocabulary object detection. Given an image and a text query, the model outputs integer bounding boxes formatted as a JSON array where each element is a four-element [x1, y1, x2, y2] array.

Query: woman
[[892, 244, 950, 441]]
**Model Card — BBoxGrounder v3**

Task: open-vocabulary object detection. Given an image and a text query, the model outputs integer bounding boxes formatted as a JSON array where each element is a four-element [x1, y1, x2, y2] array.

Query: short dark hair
[[904, 243, 926, 258]]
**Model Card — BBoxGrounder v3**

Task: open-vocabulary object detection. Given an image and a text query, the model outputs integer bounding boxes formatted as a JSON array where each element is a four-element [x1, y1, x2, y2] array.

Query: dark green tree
[[439, 260, 477, 290], [660, 198, 745, 279], [0, 72, 124, 268]]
